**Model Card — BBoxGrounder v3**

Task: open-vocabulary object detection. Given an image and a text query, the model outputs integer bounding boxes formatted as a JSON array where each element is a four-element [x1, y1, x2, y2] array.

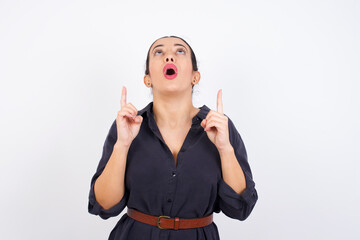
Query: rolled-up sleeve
[[88, 119, 129, 220], [217, 117, 258, 221]]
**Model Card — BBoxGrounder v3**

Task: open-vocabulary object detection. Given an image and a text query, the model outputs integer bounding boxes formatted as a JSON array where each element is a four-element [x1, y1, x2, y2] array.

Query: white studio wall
[[0, 0, 359, 239]]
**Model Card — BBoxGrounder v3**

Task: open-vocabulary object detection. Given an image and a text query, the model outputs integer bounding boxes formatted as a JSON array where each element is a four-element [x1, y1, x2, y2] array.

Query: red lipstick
[[163, 64, 178, 80]]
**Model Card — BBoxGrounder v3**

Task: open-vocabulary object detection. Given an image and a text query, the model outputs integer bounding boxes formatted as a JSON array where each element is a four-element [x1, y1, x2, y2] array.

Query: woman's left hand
[[201, 89, 231, 152]]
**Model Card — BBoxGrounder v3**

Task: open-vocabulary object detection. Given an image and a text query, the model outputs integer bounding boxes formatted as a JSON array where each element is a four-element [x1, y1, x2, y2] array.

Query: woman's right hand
[[116, 86, 143, 147]]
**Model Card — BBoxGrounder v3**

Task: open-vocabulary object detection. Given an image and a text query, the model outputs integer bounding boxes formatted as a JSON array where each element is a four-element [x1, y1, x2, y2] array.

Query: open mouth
[[166, 68, 176, 75], [163, 64, 178, 79]]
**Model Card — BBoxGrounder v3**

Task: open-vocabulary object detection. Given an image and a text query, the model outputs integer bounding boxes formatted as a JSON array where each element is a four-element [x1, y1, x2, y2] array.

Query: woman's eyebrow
[[152, 43, 188, 53]]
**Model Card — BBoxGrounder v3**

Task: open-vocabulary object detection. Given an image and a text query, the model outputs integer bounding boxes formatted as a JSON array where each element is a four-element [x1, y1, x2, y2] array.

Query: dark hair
[[145, 35, 198, 79]]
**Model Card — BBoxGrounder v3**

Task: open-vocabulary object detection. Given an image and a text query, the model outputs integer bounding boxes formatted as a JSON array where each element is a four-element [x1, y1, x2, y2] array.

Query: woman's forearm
[[94, 142, 129, 210], [218, 145, 247, 195]]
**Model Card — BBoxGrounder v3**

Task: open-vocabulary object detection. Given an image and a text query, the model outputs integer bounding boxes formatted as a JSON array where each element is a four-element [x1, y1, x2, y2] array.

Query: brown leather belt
[[127, 208, 213, 230]]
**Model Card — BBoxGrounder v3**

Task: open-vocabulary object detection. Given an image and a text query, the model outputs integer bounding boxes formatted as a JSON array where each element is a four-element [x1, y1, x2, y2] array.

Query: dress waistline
[[127, 208, 213, 230]]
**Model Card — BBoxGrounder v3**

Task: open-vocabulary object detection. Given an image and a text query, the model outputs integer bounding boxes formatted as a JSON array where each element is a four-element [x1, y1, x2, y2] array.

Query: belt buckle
[[157, 215, 171, 229]]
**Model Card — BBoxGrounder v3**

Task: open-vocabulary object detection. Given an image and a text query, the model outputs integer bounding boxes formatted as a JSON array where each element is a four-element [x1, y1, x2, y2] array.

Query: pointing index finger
[[217, 89, 223, 114], [121, 86, 127, 108]]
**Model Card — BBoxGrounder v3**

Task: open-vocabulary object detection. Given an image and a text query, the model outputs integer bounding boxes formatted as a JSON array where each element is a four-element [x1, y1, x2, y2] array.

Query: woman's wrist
[[114, 141, 131, 151], [217, 144, 234, 156]]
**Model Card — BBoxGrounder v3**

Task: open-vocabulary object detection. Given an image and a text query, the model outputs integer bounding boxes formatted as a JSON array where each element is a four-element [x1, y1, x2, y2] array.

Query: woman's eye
[[177, 49, 185, 54], [155, 50, 162, 55]]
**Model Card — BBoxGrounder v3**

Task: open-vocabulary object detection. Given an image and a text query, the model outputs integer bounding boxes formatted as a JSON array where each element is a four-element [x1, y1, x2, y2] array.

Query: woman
[[88, 36, 258, 240]]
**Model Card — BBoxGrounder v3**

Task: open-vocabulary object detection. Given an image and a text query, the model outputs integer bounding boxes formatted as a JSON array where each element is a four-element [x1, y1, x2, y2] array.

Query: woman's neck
[[152, 96, 199, 129]]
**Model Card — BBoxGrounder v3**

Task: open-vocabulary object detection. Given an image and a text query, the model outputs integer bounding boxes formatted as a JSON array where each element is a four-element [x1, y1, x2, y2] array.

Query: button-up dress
[[88, 101, 258, 239]]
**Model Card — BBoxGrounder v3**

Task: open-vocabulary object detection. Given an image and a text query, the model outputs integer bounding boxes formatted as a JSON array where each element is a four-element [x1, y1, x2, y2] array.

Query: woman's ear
[[144, 75, 152, 87], [193, 71, 201, 84]]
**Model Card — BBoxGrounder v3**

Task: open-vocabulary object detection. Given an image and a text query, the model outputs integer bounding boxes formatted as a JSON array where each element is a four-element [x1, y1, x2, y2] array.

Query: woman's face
[[144, 37, 200, 94]]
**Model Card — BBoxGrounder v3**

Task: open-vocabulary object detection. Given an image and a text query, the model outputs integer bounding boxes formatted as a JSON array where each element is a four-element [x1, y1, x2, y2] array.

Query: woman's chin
[[159, 85, 188, 94]]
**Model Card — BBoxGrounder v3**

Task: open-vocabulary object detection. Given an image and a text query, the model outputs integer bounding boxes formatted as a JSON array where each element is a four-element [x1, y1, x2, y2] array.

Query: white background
[[1, 0, 359, 239]]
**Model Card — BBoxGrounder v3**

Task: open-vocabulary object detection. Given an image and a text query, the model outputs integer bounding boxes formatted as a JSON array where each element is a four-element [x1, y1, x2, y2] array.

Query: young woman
[[88, 36, 258, 240]]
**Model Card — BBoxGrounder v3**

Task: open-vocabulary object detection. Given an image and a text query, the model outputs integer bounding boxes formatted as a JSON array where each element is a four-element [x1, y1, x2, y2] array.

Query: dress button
[[172, 171, 176, 177], [167, 199, 172, 203]]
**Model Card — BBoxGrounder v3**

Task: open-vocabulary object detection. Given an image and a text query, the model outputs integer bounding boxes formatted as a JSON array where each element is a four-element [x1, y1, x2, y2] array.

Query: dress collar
[[137, 101, 211, 146]]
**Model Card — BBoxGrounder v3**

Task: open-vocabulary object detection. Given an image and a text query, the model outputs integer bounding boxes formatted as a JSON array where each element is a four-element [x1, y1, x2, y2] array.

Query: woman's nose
[[165, 57, 174, 62], [164, 53, 175, 63]]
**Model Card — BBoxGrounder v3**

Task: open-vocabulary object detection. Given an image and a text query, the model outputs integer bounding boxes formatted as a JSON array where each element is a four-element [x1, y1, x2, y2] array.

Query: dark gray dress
[[88, 101, 258, 239]]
